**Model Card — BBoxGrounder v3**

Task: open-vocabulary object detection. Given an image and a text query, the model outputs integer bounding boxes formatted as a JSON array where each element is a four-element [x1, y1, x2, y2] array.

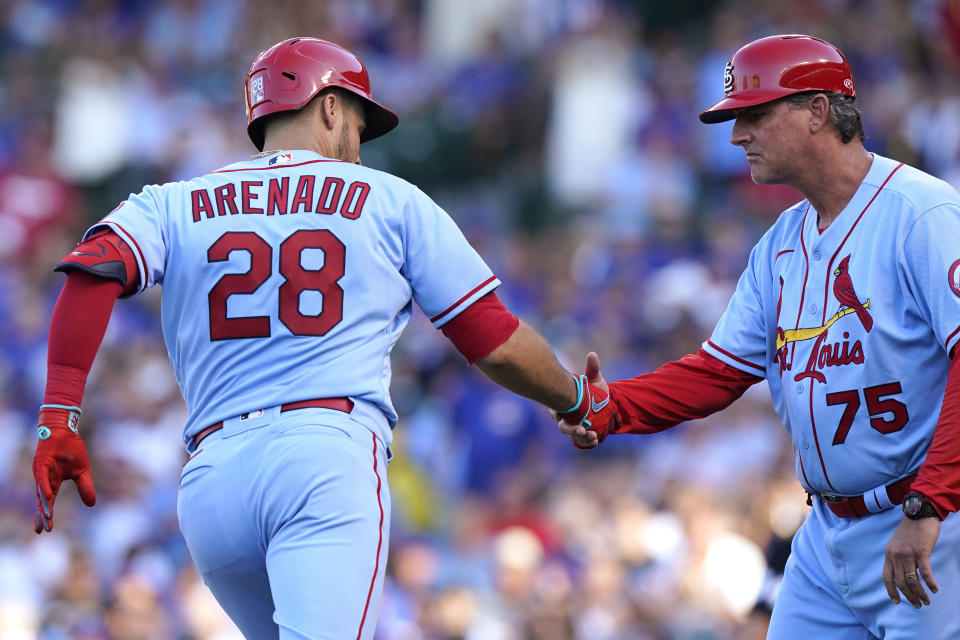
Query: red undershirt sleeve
[[440, 292, 520, 365], [910, 347, 960, 519], [43, 272, 123, 407], [608, 348, 763, 434]]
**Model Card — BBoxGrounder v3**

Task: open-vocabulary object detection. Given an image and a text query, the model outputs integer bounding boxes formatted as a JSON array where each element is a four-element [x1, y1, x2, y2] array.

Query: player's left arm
[[440, 291, 611, 447], [402, 186, 612, 444], [32, 229, 139, 533]]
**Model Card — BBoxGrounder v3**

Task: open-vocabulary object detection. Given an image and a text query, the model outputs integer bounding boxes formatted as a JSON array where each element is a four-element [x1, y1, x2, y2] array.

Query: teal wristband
[[40, 404, 82, 414], [558, 374, 585, 414], [39, 405, 82, 434]]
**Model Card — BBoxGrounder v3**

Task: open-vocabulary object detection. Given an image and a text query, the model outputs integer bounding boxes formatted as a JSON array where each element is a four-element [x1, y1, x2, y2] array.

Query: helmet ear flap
[[248, 120, 266, 152]]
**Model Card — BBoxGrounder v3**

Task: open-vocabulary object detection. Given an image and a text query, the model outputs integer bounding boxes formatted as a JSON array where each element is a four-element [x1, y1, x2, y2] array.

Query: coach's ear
[[808, 93, 829, 134]]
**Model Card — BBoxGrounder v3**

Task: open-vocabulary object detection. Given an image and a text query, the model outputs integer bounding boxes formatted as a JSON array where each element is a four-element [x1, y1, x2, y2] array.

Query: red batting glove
[[557, 374, 621, 447], [32, 406, 96, 533]]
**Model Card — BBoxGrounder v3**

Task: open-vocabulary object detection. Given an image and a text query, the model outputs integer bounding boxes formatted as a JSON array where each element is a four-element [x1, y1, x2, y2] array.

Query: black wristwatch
[[902, 492, 941, 520]]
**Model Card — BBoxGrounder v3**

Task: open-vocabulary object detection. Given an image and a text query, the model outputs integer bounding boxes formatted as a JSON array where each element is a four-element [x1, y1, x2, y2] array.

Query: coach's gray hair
[[784, 91, 866, 144]]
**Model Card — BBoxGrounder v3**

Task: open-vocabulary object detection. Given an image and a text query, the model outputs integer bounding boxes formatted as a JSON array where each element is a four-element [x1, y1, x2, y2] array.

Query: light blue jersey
[[704, 154, 960, 497], [87, 150, 499, 451]]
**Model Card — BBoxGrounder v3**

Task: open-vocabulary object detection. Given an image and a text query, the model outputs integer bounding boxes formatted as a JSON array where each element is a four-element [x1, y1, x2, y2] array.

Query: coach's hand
[[882, 516, 941, 608], [557, 352, 620, 448], [32, 406, 96, 533]]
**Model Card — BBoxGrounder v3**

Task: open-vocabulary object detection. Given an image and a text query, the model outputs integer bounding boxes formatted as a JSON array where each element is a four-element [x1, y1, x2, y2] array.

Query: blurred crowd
[[2, 0, 960, 638]]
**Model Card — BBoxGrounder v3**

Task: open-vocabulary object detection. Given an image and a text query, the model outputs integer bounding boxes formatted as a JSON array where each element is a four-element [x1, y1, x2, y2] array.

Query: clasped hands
[[556, 352, 620, 449]]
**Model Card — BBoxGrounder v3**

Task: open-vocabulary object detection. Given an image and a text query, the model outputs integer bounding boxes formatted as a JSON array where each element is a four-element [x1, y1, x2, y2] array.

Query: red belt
[[817, 474, 916, 518], [193, 397, 354, 447]]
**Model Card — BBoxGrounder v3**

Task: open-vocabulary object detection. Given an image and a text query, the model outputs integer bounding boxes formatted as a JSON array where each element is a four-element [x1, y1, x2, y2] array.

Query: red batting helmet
[[245, 37, 399, 150], [699, 34, 855, 124]]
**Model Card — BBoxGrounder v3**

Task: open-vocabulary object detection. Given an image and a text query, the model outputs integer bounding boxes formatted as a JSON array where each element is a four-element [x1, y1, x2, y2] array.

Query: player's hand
[[557, 352, 619, 449], [882, 516, 941, 608], [31, 406, 96, 533]]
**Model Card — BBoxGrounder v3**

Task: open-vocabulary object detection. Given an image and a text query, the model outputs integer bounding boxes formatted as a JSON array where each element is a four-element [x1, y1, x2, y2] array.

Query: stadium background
[[1, 0, 959, 637]]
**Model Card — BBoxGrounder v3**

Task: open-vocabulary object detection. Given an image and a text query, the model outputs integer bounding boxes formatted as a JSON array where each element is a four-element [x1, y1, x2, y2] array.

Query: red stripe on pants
[[356, 434, 384, 640]]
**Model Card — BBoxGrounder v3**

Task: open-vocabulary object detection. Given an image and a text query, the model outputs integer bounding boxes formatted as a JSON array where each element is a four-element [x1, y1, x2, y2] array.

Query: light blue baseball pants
[[177, 405, 391, 639], [767, 497, 960, 639]]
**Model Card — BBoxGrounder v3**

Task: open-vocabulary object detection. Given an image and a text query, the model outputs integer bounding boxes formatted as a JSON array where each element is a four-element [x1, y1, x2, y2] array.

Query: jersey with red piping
[[83, 150, 499, 450], [703, 154, 960, 498]]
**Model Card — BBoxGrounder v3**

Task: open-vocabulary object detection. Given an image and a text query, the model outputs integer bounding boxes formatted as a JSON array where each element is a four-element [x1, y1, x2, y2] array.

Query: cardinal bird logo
[[833, 255, 873, 332], [774, 254, 873, 381]]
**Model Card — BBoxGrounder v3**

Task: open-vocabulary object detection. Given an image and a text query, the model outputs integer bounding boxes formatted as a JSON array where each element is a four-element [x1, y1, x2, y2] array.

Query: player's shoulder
[[350, 161, 418, 194], [124, 175, 211, 210], [115, 180, 172, 210], [212, 151, 412, 186], [209, 151, 420, 202]]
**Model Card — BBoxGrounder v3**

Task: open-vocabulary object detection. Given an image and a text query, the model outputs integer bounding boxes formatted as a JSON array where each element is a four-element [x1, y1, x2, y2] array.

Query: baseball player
[[31, 37, 617, 638], [561, 35, 960, 638]]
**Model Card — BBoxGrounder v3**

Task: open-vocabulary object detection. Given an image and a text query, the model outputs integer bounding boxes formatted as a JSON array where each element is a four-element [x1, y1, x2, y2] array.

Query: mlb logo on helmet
[[269, 153, 293, 165]]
